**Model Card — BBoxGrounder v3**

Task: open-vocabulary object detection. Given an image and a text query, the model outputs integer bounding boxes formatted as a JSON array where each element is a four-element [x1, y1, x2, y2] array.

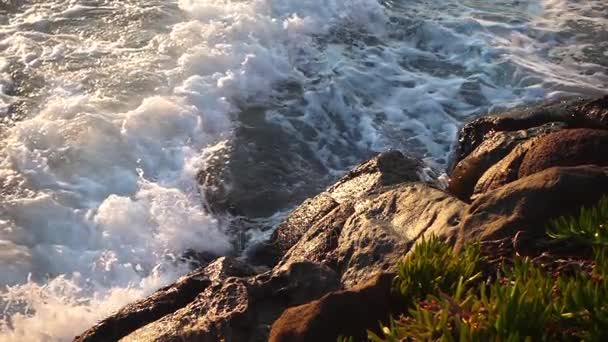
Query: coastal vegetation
[[365, 197, 608, 341]]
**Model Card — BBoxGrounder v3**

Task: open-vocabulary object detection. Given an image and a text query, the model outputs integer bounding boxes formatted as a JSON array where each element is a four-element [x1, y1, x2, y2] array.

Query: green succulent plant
[[361, 196, 608, 342]]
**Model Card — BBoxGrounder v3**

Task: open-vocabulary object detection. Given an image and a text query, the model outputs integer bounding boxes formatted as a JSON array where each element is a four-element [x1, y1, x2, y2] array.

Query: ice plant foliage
[[365, 197, 608, 341]]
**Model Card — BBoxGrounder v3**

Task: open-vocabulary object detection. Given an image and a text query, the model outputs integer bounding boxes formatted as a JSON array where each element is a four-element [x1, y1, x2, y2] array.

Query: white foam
[[0, 0, 391, 339], [1, 266, 188, 342], [0, 0, 606, 340]]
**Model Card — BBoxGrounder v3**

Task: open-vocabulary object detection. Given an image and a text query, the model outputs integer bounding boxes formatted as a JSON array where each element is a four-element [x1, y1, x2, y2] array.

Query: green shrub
[[367, 197, 608, 342], [547, 196, 608, 247], [393, 235, 484, 306]]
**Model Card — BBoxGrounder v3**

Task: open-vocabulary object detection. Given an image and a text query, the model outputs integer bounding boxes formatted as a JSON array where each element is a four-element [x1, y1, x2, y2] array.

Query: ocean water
[[0, 0, 606, 340]]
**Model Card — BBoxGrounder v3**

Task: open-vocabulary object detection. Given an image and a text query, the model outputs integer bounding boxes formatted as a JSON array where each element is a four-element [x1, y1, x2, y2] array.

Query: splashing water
[[0, 0, 606, 340]]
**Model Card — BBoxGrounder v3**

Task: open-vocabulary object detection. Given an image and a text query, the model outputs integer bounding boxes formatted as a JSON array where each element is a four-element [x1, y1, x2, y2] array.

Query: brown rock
[[250, 151, 437, 266], [448, 123, 563, 201], [120, 262, 340, 342], [519, 129, 608, 178], [324, 150, 431, 203], [450, 95, 608, 168], [197, 107, 329, 218], [268, 273, 395, 342], [448, 131, 520, 201], [80, 154, 464, 342], [74, 257, 255, 342], [247, 193, 339, 266], [472, 138, 538, 199], [279, 182, 466, 288], [456, 165, 608, 252], [470, 128, 608, 200]]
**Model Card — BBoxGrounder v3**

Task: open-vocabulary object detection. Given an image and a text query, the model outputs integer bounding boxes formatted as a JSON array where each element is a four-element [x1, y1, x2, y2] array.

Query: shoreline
[[77, 94, 608, 341]]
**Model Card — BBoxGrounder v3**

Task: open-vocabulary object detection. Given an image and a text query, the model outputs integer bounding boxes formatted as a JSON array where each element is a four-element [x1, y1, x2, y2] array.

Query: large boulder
[[259, 180, 465, 341], [450, 96, 608, 169], [448, 123, 563, 201], [277, 182, 467, 288], [455, 165, 608, 252], [197, 108, 330, 218], [518, 128, 608, 178], [269, 273, 395, 342], [74, 257, 255, 342], [469, 128, 608, 200], [249, 151, 438, 266], [471, 138, 539, 200], [121, 261, 340, 342]]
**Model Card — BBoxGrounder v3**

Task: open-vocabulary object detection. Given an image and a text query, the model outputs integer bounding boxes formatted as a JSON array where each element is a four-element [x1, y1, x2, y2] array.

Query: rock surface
[[197, 108, 330, 218], [456, 165, 608, 252], [450, 96, 608, 201], [77, 151, 464, 342], [78, 96, 608, 342], [269, 273, 395, 342], [464, 127, 608, 200], [277, 182, 466, 288], [75, 257, 255, 342], [118, 152, 462, 341], [122, 261, 340, 342], [518, 128, 608, 178], [471, 138, 538, 199], [250, 151, 436, 266], [448, 123, 563, 201], [451, 95, 608, 168]]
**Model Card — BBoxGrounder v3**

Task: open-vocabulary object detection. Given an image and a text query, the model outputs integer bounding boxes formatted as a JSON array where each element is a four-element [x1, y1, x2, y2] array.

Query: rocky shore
[[75, 95, 608, 342]]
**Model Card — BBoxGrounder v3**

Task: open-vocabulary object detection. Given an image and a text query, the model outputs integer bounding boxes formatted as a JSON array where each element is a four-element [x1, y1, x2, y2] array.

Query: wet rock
[[450, 96, 608, 169], [448, 131, 521, 201], [249, 151, 434, 266], [519, 128, 608, 178], [278, 182, 467, 288], [269, 272, 395, 342], [448, 123, 563, 201], [472, 138, 538, 200], [121, 262, 340, 342], [459, 80, 489, 107], [83, 152, 464, 342], [577, 95, 608, 127], [197, 108, 330, 218], [248, 193, 339, 266], [323, 150, 430, 203], [80, 96, 608, 342], [470, 128, 608, 200], [180, 249, 221, 268], [455, 165, 608, 252], [74, 257, 255, 342]]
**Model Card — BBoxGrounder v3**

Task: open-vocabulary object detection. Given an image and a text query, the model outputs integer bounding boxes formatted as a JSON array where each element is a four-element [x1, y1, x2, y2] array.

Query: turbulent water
[[0, 0, 606, 340]]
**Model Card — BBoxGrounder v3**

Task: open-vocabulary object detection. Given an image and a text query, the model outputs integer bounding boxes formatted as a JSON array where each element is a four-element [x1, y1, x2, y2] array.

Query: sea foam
[[0, 0, 606, 340]]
